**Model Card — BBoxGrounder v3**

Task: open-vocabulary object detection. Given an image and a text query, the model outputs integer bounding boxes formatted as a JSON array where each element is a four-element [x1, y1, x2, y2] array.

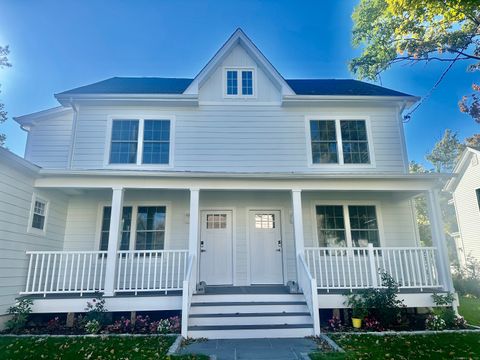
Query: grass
[[310, 332, 480, 359], [0, 336, 208, 360], [458, 295, 480, 326]]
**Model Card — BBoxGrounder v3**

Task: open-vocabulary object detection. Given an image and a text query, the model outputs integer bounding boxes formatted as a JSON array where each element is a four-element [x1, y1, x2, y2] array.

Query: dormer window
[[225, 68, 254, 97]]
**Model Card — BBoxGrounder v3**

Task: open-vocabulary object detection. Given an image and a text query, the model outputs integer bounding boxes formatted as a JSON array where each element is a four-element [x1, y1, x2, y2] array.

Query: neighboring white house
[[445, 147, 480, 267], [0, 29, 454, 338]]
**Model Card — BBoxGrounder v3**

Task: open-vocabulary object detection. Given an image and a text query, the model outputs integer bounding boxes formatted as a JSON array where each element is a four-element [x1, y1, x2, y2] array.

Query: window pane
[[142, 120, 170, 164], [226, 70, 238, 95], [341, 120, 370, 164], [136, 206, 166, 250], [348, 205, 379, 247], [310, 120, 338, 164], [99, 206, 132, 251], [32, 214, 45, 230], [315, 205, 346, 247], [254, 214, 275, 229], [110, 120, 139, 164], [476, 189, 480, 211], [242, 71, 253, 95]]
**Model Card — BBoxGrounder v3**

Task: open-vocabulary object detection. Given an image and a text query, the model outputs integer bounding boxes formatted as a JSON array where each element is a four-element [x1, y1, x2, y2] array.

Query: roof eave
[[55, 93, 199, 106], [282, 95, 419, 105]]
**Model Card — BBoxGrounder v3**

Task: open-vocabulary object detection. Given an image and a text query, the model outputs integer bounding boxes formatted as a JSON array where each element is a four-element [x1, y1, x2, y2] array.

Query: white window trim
[[310, 200, 385, 248], [104, 115, 175, 169], [95, 201, 172, 251], [27, 193, 49, 236], [223, 67, 257, 98], [305, 115, 376, 168]]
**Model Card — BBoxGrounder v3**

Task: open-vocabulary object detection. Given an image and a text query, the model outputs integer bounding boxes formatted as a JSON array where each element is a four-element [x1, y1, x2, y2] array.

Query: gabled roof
[[56, 77, 192, 96], [285, 79, 413, 97], [183, 28, 295, 95], [14, 106, 73, 128], [56, 77, 414, 97], [445, 147, 480, 192]]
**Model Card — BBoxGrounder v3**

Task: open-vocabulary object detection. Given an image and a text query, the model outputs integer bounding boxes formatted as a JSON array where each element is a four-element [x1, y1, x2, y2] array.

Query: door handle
[[201, 249, 206, 253]]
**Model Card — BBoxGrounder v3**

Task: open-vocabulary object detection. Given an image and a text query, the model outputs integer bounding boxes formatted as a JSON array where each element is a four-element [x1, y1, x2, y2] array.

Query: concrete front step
[[191, 293, 305, 303], [187, 324, 314, 339], [189, 302, 308, 315], [189, 312, 313, 326]]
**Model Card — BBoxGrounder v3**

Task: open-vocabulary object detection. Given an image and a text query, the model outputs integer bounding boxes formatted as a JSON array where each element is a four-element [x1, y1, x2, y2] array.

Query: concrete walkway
[[179, 337, 318, 360]]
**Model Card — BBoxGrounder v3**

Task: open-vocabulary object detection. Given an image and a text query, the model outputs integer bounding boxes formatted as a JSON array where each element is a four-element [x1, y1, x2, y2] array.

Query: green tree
[[0, 45, 11, 147], [465, 133, 480, 150], [409, 161, 433, 246], [426, 129, 465, 172], [351, 0, 480, 122]]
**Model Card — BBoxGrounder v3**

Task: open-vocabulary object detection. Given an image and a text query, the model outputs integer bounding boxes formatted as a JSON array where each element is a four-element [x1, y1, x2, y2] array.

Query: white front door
[[249, 210, 284, 284], [199, 210, 233, 285]]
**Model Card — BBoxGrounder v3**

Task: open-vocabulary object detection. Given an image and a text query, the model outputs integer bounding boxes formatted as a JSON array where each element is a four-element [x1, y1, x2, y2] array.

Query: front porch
[[20, 173, 454, 337]]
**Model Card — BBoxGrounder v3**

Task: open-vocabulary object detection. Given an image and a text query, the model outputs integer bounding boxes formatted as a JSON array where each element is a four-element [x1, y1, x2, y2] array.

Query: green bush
[[84, 294, 108, 325], [5, 298, 33, 334], [453, 257, 480, 298]]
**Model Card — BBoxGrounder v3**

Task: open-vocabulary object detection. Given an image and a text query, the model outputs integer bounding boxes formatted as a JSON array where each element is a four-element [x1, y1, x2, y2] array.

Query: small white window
[[29, 195, 48, 234], [255, 214, 275, 229], [225, 69, 254, 97]]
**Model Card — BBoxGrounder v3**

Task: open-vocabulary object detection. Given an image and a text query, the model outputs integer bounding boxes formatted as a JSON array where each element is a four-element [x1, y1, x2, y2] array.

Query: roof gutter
[[55, 93, 199, 106]]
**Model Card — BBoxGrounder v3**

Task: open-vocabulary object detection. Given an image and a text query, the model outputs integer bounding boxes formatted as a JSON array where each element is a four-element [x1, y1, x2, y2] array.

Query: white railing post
[[367, 243, 378, 288], [104, 187, 124, 297], [426, 189, 454, 292]]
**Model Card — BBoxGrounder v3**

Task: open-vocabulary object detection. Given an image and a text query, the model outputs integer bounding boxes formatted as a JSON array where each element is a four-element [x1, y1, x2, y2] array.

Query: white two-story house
[[0, 29, 454, 338]]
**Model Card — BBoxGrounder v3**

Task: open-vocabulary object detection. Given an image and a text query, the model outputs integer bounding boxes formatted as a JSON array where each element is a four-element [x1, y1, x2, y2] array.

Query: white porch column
[[104, 187, 124, 296], [188, 188, 200, 284], [292, 189, 305, 258], [426, 189, 454, 291]]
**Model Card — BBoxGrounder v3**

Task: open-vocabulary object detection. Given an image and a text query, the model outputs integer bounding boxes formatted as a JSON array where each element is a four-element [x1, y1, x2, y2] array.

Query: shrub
[[46, 316, 62, 334], [345, 294, 368, 319], [353, 271, 405, 328], [364, 316, 383, 331], [431, 291, 466, 329], [454, 315, 467, 329], [452, 257, 480, 298], [327, 316, 343, 332], [84, 294, 107, 325], [156, 319, 171, 334], [425, 314, 446, 330], [169, 316, 181, 333], [84, 319, 101, 334], [106, 317, 132, 333], [5, 298, 33, 333]]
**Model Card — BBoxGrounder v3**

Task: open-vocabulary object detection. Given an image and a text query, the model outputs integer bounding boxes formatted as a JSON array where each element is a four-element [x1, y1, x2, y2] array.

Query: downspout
[[67, 98, 78, 169]]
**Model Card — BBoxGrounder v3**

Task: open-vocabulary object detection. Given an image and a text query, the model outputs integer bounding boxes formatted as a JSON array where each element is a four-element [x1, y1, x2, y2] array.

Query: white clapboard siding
[[24, 110, 73, 169], [0, 158, 68, 314], [453, 154, 480, 261]]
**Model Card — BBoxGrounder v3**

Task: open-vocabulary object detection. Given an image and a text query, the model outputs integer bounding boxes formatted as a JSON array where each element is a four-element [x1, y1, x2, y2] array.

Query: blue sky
[[0, 0, 478, 165]]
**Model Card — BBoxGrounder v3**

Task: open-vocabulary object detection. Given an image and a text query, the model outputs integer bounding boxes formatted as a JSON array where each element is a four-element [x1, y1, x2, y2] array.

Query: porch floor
[[317, 288, 445, 295]]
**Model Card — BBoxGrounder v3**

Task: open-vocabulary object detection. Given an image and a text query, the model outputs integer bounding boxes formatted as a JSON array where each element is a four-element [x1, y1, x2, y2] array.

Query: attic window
[[225, 68, 254, 96]]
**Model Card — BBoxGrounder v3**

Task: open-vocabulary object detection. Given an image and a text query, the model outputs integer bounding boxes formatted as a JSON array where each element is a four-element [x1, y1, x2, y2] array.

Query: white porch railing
[[297, 254, 320, 335], [181, 254, 196, 337], [22, 251, 107, 296], [115, 250, 189, 294], [304, 245, 441, 291]]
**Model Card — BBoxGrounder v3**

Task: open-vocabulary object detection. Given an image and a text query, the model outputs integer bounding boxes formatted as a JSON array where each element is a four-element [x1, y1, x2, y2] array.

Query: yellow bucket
[[352, 318, 362, 329]]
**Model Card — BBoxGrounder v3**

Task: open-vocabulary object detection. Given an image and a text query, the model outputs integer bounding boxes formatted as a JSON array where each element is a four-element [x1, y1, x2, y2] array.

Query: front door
[[249, 210, 284, 284], [199, 210, 233, 285]]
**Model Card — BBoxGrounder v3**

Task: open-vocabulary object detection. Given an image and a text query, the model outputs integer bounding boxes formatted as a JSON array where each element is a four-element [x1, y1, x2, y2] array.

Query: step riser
[[192, 294, 305, 303], [189, 304, 308, 315], [187, 327, 314, 339], [189, 315, 313, 326]]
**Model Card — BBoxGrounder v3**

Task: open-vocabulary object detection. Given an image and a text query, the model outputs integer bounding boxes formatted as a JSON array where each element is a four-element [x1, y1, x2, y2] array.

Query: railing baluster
[[25, 253, 33, 293], [80, 254, 86, 296], [44, 254, 51, 297], [99, 253, 105, 291], [87, 254, 93, 293], [159, 251, 164, 290], [50, 253, 57, 293], [129, 252, 134, 290], [147, 252, 152, 290], [32, 254, 39, 293], [172, 251, 176, 289], [116, 252, 123, 291]]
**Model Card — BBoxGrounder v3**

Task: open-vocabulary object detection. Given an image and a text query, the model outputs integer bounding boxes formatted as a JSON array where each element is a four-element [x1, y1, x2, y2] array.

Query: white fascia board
[[282, 95, 419, 106], [13, 106, 73, 128], [444, 147, 480, 192], [184, 29, 294, 96], [55, 93, 199, 107]]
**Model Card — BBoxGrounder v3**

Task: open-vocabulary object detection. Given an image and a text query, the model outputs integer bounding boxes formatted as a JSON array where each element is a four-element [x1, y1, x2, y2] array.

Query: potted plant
[[345, 294, 368, 329]]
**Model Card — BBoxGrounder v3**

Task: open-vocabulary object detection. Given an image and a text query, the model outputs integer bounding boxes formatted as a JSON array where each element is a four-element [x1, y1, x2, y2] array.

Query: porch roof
[[34, 169, 449, 192]]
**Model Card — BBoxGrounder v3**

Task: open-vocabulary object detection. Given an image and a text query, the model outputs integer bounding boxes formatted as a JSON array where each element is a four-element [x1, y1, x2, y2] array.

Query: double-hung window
[[109, 119, 171, 166], [315, 204, 380, 248], [29, 195, 48, 233], [309, 118, 371, 165], [225, 68, 254, 96], [98, 205, 167, 251]]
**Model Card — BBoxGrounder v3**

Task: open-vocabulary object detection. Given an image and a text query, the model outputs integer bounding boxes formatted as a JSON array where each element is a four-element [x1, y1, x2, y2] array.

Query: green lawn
[[458, 296, 480, 326], [310, 333, 480, 359], [0, 336, 207, 360]]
